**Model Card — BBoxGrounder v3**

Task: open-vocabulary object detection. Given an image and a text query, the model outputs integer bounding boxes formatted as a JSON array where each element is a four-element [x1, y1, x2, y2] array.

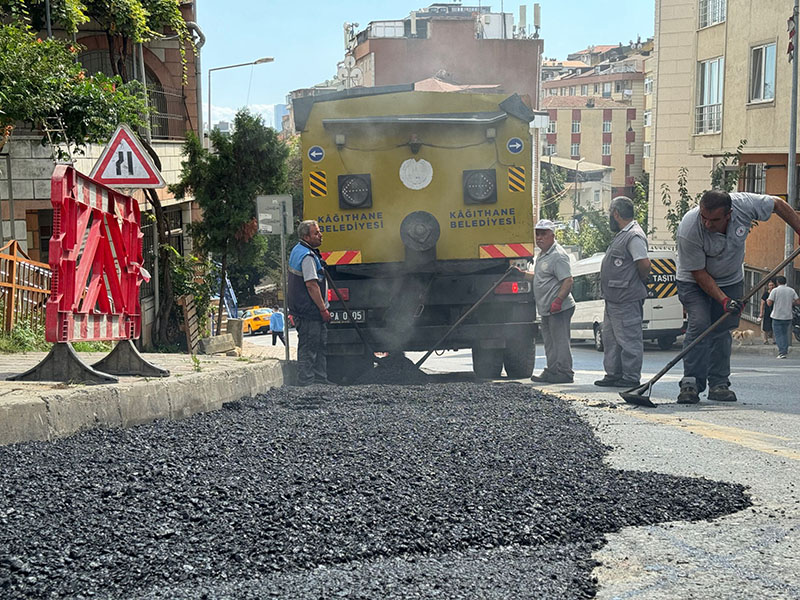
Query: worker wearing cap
[[676, 190, 800, 403], [531, 219, 575, 384], [594, 196, 651, 388]]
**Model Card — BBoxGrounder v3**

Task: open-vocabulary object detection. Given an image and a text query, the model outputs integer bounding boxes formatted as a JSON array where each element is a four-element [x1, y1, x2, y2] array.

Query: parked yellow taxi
[[241, 307, 273, 335]]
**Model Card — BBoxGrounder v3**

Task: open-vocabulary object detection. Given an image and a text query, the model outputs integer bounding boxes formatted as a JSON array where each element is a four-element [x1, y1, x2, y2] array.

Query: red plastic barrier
[[45, 165, 149, 343]]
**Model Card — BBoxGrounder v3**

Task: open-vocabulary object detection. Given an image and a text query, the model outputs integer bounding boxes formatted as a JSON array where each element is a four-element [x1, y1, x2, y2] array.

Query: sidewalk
[[0, 341, 295, 447]]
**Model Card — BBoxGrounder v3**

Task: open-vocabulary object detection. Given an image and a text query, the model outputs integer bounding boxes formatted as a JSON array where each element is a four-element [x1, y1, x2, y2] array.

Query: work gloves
[[549, 297, 563, 314], [721, 297, 745, 315]]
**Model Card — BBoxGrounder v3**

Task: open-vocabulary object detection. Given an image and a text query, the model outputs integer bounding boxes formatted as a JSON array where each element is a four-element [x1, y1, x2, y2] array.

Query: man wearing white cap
[[531, 219, 575, 384]]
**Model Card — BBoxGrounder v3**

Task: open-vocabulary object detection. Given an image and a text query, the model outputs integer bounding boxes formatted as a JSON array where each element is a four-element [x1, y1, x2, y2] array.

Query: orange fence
[[0, 240, 52, 333]]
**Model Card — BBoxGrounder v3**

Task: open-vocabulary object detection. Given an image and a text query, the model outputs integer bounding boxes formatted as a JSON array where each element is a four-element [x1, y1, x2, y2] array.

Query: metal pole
[[1, 153, 8, 245], [280, 200, 290, 363], [787, 0, 800, 282], [44, 0, 52, 38], [207, 68, 212, 149], [138, 43, 151, 144], [5, 154, 15, 243]]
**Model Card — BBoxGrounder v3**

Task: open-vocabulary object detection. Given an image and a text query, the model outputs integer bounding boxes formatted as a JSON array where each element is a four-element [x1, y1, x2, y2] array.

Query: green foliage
[[172, 109, 289, 302], [0, 321, 50, 353], [167, 245, 217, 337], [541, 164, 566, 222], [661, 140, 746, 240], [555, 204, 614, 258], [72, 340, 113, 352], [0, 22, 148, 157], [633, 173, 651, 236], [2, 0, 192, 81]]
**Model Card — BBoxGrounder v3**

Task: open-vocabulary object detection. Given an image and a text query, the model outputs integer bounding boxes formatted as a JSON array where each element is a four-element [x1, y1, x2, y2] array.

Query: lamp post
[[573, 157, 585, 208], [207, 57, 274, 148]]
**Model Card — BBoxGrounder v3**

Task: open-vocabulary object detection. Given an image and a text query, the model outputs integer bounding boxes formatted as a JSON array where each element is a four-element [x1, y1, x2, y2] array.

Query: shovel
[[620, 245, 800, 407]]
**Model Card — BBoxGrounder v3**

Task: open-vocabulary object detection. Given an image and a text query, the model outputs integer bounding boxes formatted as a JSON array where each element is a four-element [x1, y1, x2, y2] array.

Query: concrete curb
[[0, 355, 289, 447]]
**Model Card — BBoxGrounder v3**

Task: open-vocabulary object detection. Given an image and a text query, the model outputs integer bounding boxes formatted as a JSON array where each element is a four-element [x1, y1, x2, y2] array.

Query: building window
[[570, 143, 580, 156], [644, 77, 654, 95], [569, 86, 576, 96], [546, 120, 557, 133], [696, 56, 724, 134], [602, 120, 612, 133], [742, 267, 765, 320], [602, 82, 612, 97], [643, 110, 652, 127], [699, 0, 726, 29], [549, 88, 558, 96], [544, 144, 556, 156], [561, 87, 566, 95], [742, 163, 766, 194], [643, 142, 651, 158], [594, 83, 599, 94], [750, 43, 776, 102], [581, 84, 588, 95], [602, 142, 611, 156], [593, 189, 601, 206], [571, 121, 581, 133]]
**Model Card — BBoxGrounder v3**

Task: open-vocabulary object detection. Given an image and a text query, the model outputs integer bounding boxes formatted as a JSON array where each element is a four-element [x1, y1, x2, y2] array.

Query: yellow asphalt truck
[[293, 86, 539, 381]]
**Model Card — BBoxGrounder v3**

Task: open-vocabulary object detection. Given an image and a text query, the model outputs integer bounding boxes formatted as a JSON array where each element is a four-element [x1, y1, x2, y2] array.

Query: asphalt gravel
[[0, 382, 751, 599]]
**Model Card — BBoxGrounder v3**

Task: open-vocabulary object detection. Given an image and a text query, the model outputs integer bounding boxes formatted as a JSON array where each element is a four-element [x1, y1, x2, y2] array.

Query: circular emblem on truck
[[399, 158, 433, 190]]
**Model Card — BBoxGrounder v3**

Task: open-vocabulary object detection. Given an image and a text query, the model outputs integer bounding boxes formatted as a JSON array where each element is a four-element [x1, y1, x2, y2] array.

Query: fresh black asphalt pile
[[354, 353, 430, 385], [0, 382, 750, 599]]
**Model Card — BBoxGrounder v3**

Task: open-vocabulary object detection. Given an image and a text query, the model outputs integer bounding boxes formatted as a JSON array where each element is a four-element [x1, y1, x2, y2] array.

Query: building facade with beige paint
[[652, 0, 800, 320]]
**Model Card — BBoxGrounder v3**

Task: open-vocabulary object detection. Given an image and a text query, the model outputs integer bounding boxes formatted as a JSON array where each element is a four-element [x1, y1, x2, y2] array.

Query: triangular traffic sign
[[89, 123, 165, 188]]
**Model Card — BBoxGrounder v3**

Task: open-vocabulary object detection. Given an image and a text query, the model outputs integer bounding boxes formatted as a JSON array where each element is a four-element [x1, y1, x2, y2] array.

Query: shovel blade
[[619, 383, 657, 408]]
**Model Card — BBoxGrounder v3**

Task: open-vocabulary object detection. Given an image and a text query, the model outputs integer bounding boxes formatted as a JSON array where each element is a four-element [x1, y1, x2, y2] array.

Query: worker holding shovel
[[675, 190, 800, 404]]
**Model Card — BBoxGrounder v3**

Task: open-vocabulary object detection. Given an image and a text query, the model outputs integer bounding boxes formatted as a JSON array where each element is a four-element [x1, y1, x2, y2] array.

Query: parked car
[[241, 307, 273, 335]]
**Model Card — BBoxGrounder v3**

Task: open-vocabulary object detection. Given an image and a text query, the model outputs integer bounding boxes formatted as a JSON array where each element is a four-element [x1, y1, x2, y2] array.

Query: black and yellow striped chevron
[[648, 258, 677, 298], [309, 171, 327, 197], [508, 166, 525, 192]]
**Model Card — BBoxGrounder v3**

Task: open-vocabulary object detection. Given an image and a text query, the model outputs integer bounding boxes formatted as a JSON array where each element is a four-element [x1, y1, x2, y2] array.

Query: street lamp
[[573, 157, 586, 207], [207, 56, 274, 148]]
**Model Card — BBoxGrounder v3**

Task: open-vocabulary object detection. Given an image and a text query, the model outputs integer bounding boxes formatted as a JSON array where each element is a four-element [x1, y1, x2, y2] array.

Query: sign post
[[256, 195, 293, 363]]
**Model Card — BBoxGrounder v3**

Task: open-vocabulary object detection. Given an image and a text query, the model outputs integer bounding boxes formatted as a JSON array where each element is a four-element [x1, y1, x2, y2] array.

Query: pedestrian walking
[[288, 220, 332, 386], [767, 276, 800, 359], [270, 308, 285, 346], [594, 196, 651, 388], [758, 279, 776, 344], [530, 219, 575, 384], [675, 190, 800, 403]]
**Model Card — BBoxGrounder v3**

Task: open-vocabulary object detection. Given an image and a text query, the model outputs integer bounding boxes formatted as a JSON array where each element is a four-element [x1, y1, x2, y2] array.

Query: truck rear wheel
[[472, 347, 504, 379], [503, 336, 536, 378], [327, 353, 374, 384]]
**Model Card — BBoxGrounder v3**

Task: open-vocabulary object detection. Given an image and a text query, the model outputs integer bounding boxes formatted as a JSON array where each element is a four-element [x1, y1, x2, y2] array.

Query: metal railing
[[0, 240, 51, 333], [695, 103, 722, 134], [149, 85, 190, 140]]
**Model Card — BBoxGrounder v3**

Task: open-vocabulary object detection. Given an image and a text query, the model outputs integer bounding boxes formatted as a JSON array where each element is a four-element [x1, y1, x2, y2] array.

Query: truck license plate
[[330, 309, 366, 324]]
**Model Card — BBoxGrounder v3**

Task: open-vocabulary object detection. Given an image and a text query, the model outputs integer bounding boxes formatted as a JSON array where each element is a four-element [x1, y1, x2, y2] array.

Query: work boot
[[677, 376, 700, 404], [617, 378, 641, 388], [594, 376, 620, 387], [707, 384, 737, 402], [547, 372, 574, 384]]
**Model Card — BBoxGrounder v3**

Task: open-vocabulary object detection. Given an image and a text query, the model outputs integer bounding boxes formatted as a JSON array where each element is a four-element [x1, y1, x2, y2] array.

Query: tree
[[661, 140, 746, 240], [171, 109, 289, 334], [0, 22, 147, 155], [633, 173, 651, 236], [540, 163, 566, 221], [1, 0, 191, 82]]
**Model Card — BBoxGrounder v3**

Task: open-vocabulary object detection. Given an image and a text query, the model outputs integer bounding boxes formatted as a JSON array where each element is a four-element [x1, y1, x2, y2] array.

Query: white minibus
[[569, 250, 685, 350]]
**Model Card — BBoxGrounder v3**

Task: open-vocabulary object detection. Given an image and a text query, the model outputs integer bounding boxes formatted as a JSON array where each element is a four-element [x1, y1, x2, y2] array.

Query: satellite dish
[[337, 66, 348, 79], [344, 55, 356, 68], [350, 68, 363, 86]]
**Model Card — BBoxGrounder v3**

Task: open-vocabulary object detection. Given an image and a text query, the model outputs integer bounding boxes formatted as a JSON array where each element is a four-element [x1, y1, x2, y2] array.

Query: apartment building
[[348, 4, 543, 104], [541, 53, 646, 199], [652, 0, 800, 296]]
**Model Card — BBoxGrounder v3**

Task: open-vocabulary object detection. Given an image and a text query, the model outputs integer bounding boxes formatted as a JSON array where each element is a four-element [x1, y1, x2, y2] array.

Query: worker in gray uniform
[[594, 196, 651, 388]]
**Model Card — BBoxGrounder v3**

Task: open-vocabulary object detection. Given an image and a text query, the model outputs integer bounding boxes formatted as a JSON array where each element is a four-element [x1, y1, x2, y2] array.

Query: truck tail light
[[328, 287, 350, 302], [494, 281, 531, 295]]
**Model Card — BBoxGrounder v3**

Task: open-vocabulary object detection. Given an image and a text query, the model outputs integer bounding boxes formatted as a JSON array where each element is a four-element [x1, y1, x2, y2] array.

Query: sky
[[199, 0, 654, 128]]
